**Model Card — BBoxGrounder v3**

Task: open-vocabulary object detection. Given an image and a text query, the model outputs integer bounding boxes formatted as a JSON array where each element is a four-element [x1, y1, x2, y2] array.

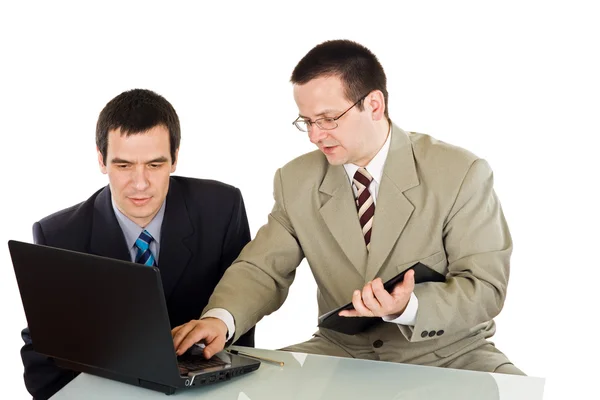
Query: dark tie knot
[[353, 168, 373, 188], [138, 230, 154, 244]]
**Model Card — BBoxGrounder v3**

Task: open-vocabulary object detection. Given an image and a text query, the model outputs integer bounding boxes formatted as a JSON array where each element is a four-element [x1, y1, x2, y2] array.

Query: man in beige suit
[[173, 40, 523, 375]]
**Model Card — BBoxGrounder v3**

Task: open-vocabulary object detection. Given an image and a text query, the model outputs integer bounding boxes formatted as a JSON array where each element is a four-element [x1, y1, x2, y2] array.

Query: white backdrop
[[1, 1, 598, 399]]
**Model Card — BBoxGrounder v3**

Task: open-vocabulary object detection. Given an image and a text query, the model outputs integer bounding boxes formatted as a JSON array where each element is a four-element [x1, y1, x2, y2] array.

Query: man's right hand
[[171, 317, 228, 359]]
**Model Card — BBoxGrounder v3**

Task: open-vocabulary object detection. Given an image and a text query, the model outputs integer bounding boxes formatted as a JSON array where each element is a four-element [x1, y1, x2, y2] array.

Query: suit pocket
[[433, 334, 484, 358], [396, 250, 446, 273]]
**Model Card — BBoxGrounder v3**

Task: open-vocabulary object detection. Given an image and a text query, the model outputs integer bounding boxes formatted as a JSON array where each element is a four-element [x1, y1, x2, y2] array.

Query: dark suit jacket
[[20, 176, 255, 400]]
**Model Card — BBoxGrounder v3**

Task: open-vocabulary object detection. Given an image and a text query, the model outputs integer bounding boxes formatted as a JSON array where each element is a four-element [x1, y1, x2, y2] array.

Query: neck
[[355, 119, 390, 167]]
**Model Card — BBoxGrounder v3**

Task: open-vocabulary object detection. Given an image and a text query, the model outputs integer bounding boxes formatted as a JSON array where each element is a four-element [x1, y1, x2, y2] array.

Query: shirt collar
[[343, 124, 392, 185], [111, 197, 166, 250]]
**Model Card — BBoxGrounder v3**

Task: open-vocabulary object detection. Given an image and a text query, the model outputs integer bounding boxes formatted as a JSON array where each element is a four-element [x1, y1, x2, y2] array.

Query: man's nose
[[131, 166, 150, 191], [308, 124, 328, 144]]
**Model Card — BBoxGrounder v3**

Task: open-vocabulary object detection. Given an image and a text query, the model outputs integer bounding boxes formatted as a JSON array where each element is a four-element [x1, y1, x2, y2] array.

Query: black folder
[[317, 262, 446, 335]]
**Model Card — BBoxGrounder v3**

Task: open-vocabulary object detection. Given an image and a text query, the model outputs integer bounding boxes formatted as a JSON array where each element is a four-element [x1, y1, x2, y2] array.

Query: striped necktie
[[353, 168, 375, 251], [135, 230, 156, 266]]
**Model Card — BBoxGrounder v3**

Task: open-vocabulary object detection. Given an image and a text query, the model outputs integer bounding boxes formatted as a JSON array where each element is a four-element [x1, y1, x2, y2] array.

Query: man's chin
[[121, 204, 158, 222], [325, 155, 346, 166]]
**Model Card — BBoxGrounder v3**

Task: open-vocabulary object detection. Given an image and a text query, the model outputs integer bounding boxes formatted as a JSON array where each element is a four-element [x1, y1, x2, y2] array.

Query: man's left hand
[[339, 269, 415, 318]]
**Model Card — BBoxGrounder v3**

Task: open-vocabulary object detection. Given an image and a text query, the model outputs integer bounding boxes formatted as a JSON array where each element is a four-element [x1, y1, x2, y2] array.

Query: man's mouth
[[321, 145, 338, 155], [129, 197, 151, 206]]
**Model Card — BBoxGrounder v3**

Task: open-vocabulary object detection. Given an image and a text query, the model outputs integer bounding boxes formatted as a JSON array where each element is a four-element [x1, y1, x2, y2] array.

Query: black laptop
[[8, 240, 260, 395]]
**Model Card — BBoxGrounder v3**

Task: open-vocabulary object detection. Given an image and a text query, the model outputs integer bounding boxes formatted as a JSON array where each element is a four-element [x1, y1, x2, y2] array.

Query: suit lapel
[[89, 186, 131, 261], [319, 164, 369, 276], [157, 178, 194, 300], [365, 125, 420, 280]]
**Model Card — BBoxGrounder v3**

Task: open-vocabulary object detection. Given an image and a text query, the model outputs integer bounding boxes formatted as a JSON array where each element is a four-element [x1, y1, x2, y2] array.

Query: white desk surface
[[51, 346, 545, 399]]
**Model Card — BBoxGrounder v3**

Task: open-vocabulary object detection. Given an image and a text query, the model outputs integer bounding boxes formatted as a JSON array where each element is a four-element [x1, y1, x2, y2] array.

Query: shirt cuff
[[201, 308, 236, 341], [382, 292, 418, 326]]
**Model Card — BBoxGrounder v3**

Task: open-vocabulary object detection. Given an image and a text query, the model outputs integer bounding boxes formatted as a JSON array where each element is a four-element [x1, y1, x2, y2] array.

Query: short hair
[[291, 39, 389, 119], [96, 89, 181, 164]]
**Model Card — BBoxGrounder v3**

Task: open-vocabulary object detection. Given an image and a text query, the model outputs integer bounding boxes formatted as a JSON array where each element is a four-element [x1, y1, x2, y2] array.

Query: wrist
[[202, 317, 229, 338]]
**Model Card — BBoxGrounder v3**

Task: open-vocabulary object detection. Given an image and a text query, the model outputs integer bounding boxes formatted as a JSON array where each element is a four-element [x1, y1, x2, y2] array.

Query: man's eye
[[148, 163, 162, 169], [116, 164, 129, 169]]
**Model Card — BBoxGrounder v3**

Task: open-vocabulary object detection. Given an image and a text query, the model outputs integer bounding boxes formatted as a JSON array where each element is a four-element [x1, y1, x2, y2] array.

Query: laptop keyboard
[[178, 356, 228, 371]]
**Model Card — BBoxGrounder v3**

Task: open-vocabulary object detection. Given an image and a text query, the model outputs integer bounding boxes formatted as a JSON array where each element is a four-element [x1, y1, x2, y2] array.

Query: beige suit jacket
[[206, 124, 511, 366]]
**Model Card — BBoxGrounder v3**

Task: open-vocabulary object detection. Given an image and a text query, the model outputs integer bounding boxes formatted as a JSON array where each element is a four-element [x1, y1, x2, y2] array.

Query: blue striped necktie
[[135, 230, 156, 266]]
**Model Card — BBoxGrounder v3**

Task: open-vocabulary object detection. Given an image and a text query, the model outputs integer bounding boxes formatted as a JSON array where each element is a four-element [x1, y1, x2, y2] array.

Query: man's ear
[[171, 149, 179, 173], [366, 90, 386, 122], [97, 148, 107, 174]]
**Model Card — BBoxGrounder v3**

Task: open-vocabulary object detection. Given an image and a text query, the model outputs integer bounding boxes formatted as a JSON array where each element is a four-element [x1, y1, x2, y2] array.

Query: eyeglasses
[[292, 94, 368, 132]]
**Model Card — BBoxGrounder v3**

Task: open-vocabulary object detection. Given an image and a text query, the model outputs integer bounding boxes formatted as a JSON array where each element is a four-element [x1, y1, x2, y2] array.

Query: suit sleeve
[[219, 188, 256, 347], [204, 168, 305, 342], [20, 222, 77, 400], [219, 188, 251, 275], [401, 159, 512, 342]]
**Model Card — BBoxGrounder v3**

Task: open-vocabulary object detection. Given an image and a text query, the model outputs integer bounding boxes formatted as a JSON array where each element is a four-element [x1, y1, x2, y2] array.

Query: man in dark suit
[[20, 89, 255, 400]]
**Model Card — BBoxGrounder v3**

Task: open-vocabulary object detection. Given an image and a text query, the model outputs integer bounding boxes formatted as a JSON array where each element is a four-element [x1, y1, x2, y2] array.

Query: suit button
[[436, 330, 445, 336], [421, 330, 428, 338], [428, 330, 436, 337], [373, 340, 383, 348]]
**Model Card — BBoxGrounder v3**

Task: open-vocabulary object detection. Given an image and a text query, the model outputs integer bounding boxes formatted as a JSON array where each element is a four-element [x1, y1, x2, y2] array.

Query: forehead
[[293, 76, 349, 116], [106, 125, 171, 156]]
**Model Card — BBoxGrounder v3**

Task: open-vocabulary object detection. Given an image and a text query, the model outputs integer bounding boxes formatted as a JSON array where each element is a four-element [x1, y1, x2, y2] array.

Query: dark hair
[[291, 39, 389, 119], [96, 89, 181, 164]]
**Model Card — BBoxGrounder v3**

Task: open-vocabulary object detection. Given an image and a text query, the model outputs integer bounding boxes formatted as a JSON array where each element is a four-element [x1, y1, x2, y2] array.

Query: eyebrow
[[298, 109, 339, 119], [110, 156, 169, 164]]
